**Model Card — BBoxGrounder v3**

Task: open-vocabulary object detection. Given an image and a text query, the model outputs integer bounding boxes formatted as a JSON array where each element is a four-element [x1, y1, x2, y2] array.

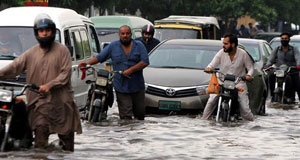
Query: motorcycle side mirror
[[85, 80, 92, 84]]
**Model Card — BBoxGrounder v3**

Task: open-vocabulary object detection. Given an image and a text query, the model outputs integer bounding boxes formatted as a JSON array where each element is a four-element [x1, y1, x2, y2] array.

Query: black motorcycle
[[80, 64, 124, 122], [0, 81, 39, 151], [207, 70, 246, 122], [265, 64, 299, 104]]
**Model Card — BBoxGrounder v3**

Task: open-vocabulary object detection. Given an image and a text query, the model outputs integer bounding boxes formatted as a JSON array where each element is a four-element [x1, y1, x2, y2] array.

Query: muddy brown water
[[0, 100, 299, 160]]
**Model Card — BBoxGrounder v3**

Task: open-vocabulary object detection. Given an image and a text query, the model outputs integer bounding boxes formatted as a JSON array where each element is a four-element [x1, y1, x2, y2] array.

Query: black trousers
[[115, 89, 145, 120]]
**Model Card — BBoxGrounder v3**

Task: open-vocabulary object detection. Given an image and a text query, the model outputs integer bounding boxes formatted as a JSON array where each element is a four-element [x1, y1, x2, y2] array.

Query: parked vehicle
[[154, 15, 221, 41], [270, 35, 300, 50], [90, 15, 153, 49], [238, 38, 272, 69], [80, 64, 120, 122], [0, 7, 101, 108], [265, 65, 299, 104], [0, 81, 39, 151], [253, 32, 281, 42], [144, 39, 267, 115]]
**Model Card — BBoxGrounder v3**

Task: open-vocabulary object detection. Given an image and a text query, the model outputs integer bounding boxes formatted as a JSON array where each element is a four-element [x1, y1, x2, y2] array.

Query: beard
[[120, 38, 132, 46], [143, 37, 151, 44], [224, 46, 233, 54], [37, 36, 55, 49]]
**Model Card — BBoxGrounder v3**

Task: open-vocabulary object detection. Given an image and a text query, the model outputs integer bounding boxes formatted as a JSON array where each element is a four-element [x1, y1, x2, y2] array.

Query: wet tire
[[92, 98, 102, 122], [222, 103, 229, 122], [274, 93, 281, 103]]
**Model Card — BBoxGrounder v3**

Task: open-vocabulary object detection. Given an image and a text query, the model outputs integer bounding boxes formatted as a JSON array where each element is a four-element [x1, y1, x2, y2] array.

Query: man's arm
[[244, 51, 254, 81], [205, 50, 222, 72], [78, 43, 111, 68], [42, 47, 72, 93], [0, 53, 26, 80], [293, 47, 300, 66], [123, 61, 149, 76], [266, 47, 278, 67]]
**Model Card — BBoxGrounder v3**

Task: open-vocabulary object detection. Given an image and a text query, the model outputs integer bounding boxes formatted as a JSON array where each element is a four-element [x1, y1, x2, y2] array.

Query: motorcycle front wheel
[[274, 92, 282, 103], [222, 102, 229, 122]]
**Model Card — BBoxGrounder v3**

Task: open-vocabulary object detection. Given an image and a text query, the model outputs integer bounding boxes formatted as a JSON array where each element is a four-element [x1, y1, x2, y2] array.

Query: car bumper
[[145, 93, 209, 110]]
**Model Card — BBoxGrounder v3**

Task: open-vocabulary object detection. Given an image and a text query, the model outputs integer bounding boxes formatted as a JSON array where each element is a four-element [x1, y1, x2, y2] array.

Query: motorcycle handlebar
[[30, 84, 40, 90], [80, 65, 131, 79]]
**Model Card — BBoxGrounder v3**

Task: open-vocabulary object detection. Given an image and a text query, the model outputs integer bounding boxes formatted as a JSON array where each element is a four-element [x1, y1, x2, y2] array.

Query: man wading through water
[[0, 13, 82, 151]]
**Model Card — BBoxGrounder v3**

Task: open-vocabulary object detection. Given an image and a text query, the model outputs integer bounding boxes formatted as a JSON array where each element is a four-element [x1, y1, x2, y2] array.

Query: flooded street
[[0, 99, 299, 160]]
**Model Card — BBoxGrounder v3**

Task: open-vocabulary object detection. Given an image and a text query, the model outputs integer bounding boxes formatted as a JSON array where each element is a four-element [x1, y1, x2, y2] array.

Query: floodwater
[[0, 100, 299, 160]]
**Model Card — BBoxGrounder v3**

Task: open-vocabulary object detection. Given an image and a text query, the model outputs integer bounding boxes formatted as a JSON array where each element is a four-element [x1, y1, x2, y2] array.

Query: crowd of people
[[231, 22, 259, 38]]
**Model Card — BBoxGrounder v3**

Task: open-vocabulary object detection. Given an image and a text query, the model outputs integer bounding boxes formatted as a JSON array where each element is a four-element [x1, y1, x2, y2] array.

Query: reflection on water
[[0, 100, 299, 160]]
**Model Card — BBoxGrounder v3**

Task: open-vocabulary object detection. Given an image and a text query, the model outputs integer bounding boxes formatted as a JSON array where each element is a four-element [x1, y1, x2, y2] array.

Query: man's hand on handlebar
[[245, 75, 252, 81], [78, 62, 87, 68], [39, 84, 50, 94], [204, 67, 211, 73]]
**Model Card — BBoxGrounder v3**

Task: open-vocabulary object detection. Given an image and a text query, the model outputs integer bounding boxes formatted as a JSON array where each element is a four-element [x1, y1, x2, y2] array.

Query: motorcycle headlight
[[0, 89, 12, 102], [196, 85, 208, 95], [223, 80, 235, 90], [96, 76, 108, 86], [275, 70, 285, 78]]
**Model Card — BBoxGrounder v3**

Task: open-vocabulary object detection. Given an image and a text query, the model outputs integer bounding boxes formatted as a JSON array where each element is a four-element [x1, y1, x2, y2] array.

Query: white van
[[0, 7, 101, 107]]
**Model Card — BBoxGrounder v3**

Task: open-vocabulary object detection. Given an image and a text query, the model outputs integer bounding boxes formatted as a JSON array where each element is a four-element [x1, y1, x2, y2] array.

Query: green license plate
[[158, 100, 181, 111]]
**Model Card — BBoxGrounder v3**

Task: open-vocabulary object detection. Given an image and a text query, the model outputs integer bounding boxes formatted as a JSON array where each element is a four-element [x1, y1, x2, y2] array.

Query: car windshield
[[0, 27, 60, 59], [149, 44, 220, 69], [96, 28, 119, 43], [154, 28, 200, 41], [271, 40, 300, 51], [239, 43, 261, 61]]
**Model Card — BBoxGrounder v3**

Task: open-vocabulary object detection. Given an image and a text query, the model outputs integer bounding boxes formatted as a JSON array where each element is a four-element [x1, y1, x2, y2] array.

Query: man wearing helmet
[[135, 24, 160, 53], [0, 13, 82, 151]]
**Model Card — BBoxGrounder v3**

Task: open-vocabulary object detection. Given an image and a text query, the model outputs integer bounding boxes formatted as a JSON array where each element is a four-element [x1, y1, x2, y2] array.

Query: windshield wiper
[[151, 65, 199, 69], [0, 55, 17, 59]]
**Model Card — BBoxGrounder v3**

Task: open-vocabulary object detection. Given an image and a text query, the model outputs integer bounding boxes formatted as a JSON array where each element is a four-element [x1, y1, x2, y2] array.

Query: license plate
[[158, 100, 181, 111]]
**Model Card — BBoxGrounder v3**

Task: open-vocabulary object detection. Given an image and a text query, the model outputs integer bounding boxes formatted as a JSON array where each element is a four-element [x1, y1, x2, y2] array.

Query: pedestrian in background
[[249, 23, 258, 38], [239, 24, 250, 38]]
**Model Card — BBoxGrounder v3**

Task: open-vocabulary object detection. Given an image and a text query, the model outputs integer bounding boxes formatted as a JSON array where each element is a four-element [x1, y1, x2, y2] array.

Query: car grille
[[146, 85, 198, 98]]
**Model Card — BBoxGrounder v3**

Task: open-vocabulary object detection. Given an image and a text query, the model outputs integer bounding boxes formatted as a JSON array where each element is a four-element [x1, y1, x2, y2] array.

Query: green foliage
[[2, 0, 300, 31]]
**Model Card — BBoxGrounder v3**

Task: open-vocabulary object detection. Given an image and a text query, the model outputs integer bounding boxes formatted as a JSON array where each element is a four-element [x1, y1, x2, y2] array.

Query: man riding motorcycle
[[135, 24, 160, 53], [265, 32, 300, 103]]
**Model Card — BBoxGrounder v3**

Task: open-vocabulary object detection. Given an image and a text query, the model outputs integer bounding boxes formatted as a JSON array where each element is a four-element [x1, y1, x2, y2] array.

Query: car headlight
[[196, 85, 208, 95], [96, 76, 108, 86], [275, 70, 285, 78], [0, 89, 13, 102]]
